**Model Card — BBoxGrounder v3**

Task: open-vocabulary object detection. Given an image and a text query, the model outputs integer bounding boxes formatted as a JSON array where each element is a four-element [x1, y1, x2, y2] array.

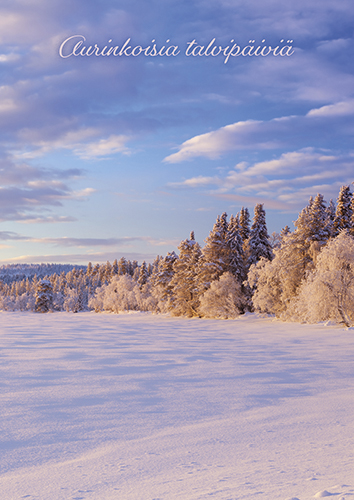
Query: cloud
[[73, 134, 131, 159], [33, 236, 146, 248], [0, 251, 159, 265], [164, 120, 272, 163], [15, 127, 132, 160], [0, 157, 93, 222], [21, 216, 77, 224], [307, 99, 354, 117], [166, 147, 354, 211], [164, 100, 354, 164], [168, 175, 218, 188], [0, 231, 27, 241], [0, 231, 178, 249]]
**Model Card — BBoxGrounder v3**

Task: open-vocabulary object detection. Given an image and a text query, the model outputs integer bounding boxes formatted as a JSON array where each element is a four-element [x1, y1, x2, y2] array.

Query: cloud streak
[[168, 147, 354, 211], [0, 157, 93, 222], [164, 100, 354, 163]]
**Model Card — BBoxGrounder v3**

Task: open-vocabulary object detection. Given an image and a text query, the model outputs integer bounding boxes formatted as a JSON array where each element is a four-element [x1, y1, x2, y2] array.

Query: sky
[[0, 0, 354, 265]]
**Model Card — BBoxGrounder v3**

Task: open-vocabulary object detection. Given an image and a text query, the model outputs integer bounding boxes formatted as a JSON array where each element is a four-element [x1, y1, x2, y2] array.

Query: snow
[[1, 311, 354, 500]]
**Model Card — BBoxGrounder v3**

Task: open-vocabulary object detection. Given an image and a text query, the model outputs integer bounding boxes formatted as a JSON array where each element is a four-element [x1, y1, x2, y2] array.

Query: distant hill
[[0, 263, 86, 284]]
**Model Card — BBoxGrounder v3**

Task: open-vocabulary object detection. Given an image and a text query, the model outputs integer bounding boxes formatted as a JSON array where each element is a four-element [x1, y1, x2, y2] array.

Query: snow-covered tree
[[226, 214, 246, 283], [150, 251, 177, 312], [89, 275, 138, 313], [333, 185, 352, 236], [169, 232, 202, 317], [35, 280, 53, 313], [288, 231, 354, 326], [197, 214, 230, 294], [137, 261, 149, 289], [278, 194, 331, 289], [198, 272, 245, 319], [111, 259, 119, 276], [239, 207, 251, 242], [325, 199, 336, 237], [247, 196, 329, 317], [117, 257, 128, 275], [246, 204, 273, 269], [248, 255, 284, 316]]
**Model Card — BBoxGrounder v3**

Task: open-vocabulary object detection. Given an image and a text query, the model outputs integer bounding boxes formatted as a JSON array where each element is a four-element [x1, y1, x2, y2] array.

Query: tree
[[239, 207, 251, 242], [333, 185, 352, 236], [197, 213, 230, 294], [150, 251, 178, 311], [137, 261, 148, 289], [246, 203, 273, 269], [89, 275, 138, 313], [35, 280, 53, 313], [169, 232, 202, 317], [247, 195, 330, 317], [199, 272, 245, 319], [289, 232, 354, 326], [118, 257, 128, 275], [226, 214, 246, 283], [306, 193, 332, 250]]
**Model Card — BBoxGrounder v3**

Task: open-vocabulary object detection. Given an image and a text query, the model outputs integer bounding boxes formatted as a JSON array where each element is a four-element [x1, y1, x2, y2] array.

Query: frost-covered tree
[[197, 214, 230, 294], [150, 251, 177, 312], [248, 255, 284, 316], [246, 204, 273, 269], [307, 193, 332, 251], [169, 232, 202, 317], [283, 193, 331, 281], [89, 274, 138, 313], [333, 185, 352, 236], [288, 232, 354, 326], [325, 199, 336, 237], [239, 207, 251, 242], [137, 261, 148, 289], [350, 196, 354, 237], [35, 280, 53, 313], [226, 214, 246, 283], [198, 272, 245, 319], [247, 196, 329, 317], [111, 259, 119, 276], [117, 257, 128, 275]]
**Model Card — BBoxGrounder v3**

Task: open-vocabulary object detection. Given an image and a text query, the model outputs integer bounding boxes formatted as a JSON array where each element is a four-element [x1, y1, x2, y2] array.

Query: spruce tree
[[118, 257, 128, 275], [169, 232, 202, 317], [196, 214, 229, 295], [307, 193, 331, 246], [239, 207, 251, 242], [333, 185, 353, 236], [226, 214, 245, 283], [151, 251, 178, 307], [112, 259, 119, 276], [246, 204, 273, 268], [350, 196, 354, 237], [35, 280, 53, 313], [137, 261, 148, 288]]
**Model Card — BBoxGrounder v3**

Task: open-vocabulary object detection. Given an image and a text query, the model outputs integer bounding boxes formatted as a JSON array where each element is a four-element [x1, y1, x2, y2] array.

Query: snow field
[[0, 311, 354, 499]]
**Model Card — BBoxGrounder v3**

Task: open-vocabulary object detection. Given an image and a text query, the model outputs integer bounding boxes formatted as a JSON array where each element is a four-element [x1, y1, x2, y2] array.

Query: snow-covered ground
[[1, 312, 353, 500]]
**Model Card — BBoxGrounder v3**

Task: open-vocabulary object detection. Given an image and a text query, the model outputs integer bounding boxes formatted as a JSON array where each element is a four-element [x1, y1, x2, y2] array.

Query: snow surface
[[0, 311, 354, 500]]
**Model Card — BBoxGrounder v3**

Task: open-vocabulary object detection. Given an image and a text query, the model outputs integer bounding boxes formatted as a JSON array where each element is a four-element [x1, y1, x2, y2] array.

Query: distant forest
[[1, 185, 354, 326]]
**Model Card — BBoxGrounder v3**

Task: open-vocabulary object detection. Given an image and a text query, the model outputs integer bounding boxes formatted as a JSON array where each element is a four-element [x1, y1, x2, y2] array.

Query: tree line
[[1, 185, 354, 325]]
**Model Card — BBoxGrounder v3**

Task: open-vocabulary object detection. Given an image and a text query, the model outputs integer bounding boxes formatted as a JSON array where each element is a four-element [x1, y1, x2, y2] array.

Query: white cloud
[[163, 101, 354, 164], [15, 129, 132, 160], [73, 135, 131, 159], [168, 176, 218, 188], [164, 120, 280, 163], [307, 99, 354, 117], [167, 148, 354, 212]]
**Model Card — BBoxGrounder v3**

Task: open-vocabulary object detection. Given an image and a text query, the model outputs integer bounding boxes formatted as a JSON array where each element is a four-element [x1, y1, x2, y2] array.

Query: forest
[[1, 185, 354, 326]]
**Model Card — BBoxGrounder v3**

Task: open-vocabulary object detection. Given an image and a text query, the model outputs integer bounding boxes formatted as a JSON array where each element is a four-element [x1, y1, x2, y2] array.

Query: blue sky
[[0, 0, 354, 264]]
